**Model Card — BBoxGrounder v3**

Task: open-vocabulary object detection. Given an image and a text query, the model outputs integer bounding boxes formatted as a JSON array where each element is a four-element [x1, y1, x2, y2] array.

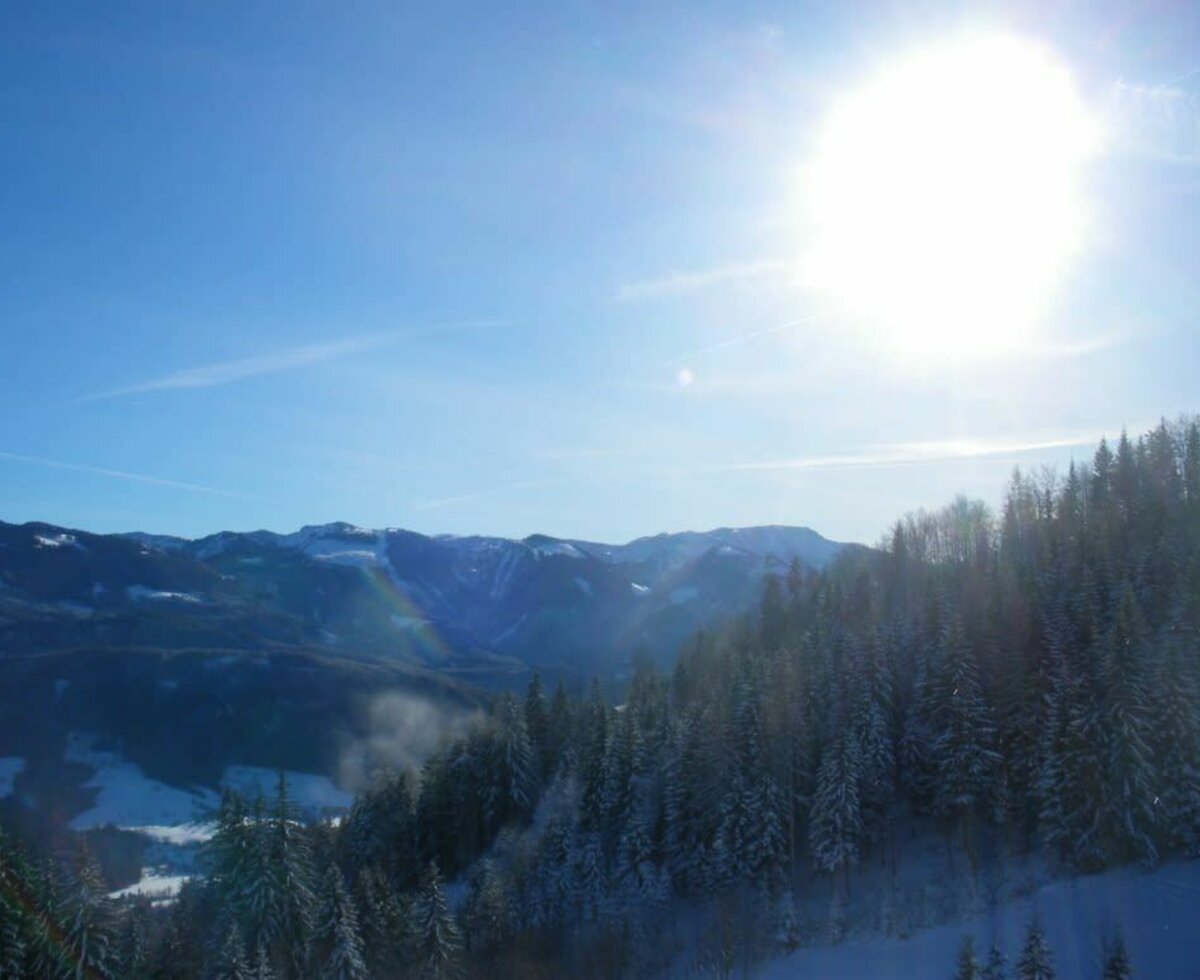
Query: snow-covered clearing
[[220, 765, 353, 815], [760, 858, 1200, 980], [109, 871, 190, 901], [67, 736, 218, 831]]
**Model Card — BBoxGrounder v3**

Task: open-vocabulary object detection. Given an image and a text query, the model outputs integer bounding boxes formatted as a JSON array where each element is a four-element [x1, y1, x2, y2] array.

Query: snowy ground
[[61, 734, 353, 902], [759, 858, 1200, 980]]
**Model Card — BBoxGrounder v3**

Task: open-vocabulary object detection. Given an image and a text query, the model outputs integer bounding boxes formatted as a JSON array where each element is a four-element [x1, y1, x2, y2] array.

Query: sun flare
[[804, 34, 1099, 358]]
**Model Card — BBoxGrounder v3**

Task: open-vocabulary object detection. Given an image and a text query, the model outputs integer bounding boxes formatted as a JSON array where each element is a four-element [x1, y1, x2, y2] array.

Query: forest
[[1, 417, 1197, 979]]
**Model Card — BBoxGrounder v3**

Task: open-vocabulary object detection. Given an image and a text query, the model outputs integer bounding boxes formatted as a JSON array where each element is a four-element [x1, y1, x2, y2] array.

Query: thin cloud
[[669, 309, 830, 366], [84, 319, 506, 401], [616, 258, 792, 303], [0, 449, 269, 500], [712, 433, 1104, 473], [413, 478, 565, 512], [1108, 79, 1200, 163]]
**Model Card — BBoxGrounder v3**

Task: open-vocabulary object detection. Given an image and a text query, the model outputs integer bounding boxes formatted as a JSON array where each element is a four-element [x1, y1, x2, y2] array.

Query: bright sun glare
[[805, 34, 1100, 358]]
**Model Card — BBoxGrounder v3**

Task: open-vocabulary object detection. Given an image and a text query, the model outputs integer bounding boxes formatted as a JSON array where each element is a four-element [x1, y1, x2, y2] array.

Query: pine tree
[[58, 841, 116, 979], [524, 671, 550, 779], [1098, 589, 1158, 864], [808, 730, 862, 875], [270, 773, 317, 977], [1015, 917, 1055, 980], [954, 935, 981, 980], [1102, 934, 1133, 980], [934, 619, 1000, 835], [117, 902, 149, 978], [214, 926, 250, 980], [1153, 637, 1200, 856], [981, 941, 1007, 980], [250, 939, 276, 980], [414, 862, 462, 980], [311, 866, 367, 980]]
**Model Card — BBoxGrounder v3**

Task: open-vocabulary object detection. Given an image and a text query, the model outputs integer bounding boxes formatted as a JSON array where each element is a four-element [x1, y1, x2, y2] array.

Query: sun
[[803, 34, 1099, 358]]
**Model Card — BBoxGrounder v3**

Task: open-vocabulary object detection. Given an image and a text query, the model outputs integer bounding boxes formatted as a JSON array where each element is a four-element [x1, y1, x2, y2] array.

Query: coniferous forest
[[2, 417, 1198, 978]]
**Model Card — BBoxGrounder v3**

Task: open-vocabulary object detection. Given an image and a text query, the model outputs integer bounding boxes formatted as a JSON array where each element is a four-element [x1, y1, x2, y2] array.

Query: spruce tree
[[954, 935, 981, 980], [311, 866, 367, 980], [1015, 917, 1055, 980], [1102, 935, 1133, 980], [214, 926, 250, 980], [808, 730, 862, 875], [414, 862, 462, 980], [981, 941, 1007, 980]]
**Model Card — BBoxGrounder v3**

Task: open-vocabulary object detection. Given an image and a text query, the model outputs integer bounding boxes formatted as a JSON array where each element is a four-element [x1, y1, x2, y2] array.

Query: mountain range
[[0, 518, 847, 804]]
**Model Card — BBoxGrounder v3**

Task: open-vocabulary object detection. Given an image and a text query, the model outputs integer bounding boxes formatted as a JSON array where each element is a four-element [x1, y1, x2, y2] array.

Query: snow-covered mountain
[[0, 518, 847, 681]]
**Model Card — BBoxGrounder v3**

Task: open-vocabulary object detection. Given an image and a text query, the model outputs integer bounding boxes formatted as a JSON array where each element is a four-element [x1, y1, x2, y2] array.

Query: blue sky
[[1, 1, 1198, 545]]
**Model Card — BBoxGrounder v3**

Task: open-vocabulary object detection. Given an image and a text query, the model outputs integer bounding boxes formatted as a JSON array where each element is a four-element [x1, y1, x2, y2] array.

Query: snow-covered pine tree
[[462, 859, 511, 956], [954, 935, 981, 979], [1014, 917, 1055, 980], [270, 772, 317, 978], [1152, 634, 1200, 856], [414, 861, 462, 980], [934, 618, 1001, 867], [808, 729, 862, 877], [981, 941, 1007, 980], [1098, 589, 1158, 865], [524, 671, 550, 780], [489, 692, 539, 831], [250, 938, 276, 980], [215, 925, 251, 980], [1101, 934, 1133, 980], [116, 901, 149, 978], [311, 866, 367, 980], [58, 841, 116, 979]]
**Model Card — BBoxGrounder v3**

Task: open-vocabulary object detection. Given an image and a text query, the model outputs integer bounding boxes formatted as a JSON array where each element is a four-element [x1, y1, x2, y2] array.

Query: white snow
[[220, 766, 352, 816], [0, 757, 25, 797], [66, 734, 218, 830], [630, 582, 650, 595], [126, 585, 201, 603], [760, 859, 1200, 980], [669, 585, 700, 605], [109, 871, 190, 901], [574, 576, 594, 597], [136, 823, 215, 845], [34, 532, 83, 550]]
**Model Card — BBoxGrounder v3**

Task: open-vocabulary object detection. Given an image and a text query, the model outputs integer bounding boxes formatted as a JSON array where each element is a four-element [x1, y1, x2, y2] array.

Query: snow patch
[[574, 576, 593, 597], [126, 585, 201, 603], [34, 532, 83, 550], [109, 872, 191, 901], [760, 858, 1200, 980], [0, 757, 25, 797], [66, 734, 218, 830], [219, 766, 352, 816], [630, 582, 650, 595], [136, 823, 215, 845]]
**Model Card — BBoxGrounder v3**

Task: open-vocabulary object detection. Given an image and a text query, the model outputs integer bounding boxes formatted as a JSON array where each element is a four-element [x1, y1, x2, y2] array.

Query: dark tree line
[[1, 418, 1197, 977]]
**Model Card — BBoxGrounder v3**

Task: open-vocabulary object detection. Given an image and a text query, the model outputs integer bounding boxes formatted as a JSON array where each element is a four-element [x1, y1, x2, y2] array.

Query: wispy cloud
[[711, 433, 1104, 473], [616, 258, 792, 303], [0, 449, 268, 500], [84, 319, 505, 401], [1108, 79, 1200, 163], [412, 478, 565, 512], [669, 309, 830, 366]]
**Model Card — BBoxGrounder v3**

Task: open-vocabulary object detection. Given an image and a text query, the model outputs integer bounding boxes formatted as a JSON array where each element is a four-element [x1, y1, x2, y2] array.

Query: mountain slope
[[0, 519, 847, 681]]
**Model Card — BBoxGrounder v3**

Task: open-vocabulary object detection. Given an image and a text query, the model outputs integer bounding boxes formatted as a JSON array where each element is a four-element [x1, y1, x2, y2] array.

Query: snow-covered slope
[[761, 859, 1200, 979]]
